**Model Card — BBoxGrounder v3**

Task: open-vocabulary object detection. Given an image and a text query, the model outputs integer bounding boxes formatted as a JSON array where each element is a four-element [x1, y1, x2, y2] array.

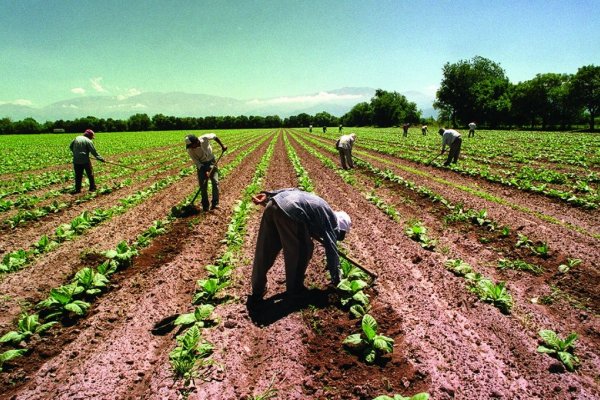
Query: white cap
[[335, 211, 352, 233]]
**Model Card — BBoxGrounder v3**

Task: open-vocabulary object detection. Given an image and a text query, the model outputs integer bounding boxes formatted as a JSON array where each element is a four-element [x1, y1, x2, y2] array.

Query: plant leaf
[[343, 333, 363, 346]]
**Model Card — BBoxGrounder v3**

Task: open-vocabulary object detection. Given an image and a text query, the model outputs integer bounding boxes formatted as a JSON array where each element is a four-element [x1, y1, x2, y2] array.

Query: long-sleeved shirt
[[264, 188, 342, 278], [186, 133, 217, 167], [337, 134, 355, 149], [70, 136, 103, 164], [441, 129, 461, 151]]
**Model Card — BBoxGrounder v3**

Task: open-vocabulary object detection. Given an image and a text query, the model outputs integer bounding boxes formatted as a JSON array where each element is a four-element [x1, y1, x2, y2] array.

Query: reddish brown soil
[[1, 130, 598, 399]]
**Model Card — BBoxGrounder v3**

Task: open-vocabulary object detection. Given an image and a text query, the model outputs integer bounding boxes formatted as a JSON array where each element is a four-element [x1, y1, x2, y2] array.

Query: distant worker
[[468, 122, 476, 138], [339, 124, 343, 133], [323, 126, 327, 134], [309, 124, 313, 133], [336, 133, 356, 170], [249, 188, 352, 301], [69, 129, 104, 194], [402, 123, 410, 137], [439, 128, 462, 166], [421, 125, 428, 135], [185, 133, 227, 211]]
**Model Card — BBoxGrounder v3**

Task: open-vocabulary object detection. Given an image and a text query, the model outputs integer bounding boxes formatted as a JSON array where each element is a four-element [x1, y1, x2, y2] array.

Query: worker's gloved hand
[[222, 146, 228, 152]]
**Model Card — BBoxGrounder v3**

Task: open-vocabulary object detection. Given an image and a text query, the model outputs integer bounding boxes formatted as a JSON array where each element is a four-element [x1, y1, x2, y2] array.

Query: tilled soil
[[1, 130, 599, 399]]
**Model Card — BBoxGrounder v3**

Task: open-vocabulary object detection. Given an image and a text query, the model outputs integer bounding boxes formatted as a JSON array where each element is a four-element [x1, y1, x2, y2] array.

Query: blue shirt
[[265, 188, 342, 280]]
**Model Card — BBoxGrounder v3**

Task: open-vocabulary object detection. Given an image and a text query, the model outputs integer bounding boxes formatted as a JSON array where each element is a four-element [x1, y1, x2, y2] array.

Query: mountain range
[[0, 87, 436, 121]]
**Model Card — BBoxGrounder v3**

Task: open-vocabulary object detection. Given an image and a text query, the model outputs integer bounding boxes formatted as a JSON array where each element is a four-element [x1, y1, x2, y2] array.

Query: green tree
[[313, 111, 338, 127], [569, 65, 600, 131], [435, 56, 510, 127], [342, 102, 373, 126], [127, 113, 152, 131], [13, 117, 41, 134], [370, 89, 419, 127]]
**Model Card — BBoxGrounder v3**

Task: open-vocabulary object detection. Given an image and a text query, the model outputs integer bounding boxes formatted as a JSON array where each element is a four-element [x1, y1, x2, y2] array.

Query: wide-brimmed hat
[[335, 211, 352, 233]]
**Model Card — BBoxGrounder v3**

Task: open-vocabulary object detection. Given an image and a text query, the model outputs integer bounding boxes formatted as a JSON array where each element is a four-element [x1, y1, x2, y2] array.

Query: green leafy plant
[[497, 258, 543, 275], [174, 304, 217, 328], [72, 267, 110, 296], [33, 235, 59, 254], [515, 233, 533, 248], [192, 278, 229, 304], [169, 326, 214, 385], [469, 279, 513, 314], [54, 224, 75, 242], [405, 221, 436, 250], [103, 241, 138, 269], [343, 314, 394, 363], [0, 349, 27, 372], [444, 259, 473, 276], [531, 242, 550, 258], [37, 283, 91, 320], [337, 278, 370, 307], [537, 330, 579, 371], [205, 263, 233, 283], [0, 249, 31, 273], [373, 393, 430, 400], [558, 258, 581, 274], [500, 226, 510, 237], [0, 314, 56, 345]]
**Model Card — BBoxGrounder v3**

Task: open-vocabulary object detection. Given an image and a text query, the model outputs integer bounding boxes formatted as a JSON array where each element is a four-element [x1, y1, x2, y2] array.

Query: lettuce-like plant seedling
[[0, 314, 56, 345], [97, 259, 118, 277], [0, 349, 27, 372], [54, 224, 75, 242], [444, 259, 473, 276], [205, 263, 233, 283], [497, 259, 543, 275], [103, 241, 138, 269], [192, 278, 228, 304], [343, 314, 394, 363], [374, 393, 430, 400], [73, 267, 109, 296], [174, 304, 217, 328], [470, 279, 513, 314], [337, 278, 370, 307], [170, 326, 214, 385], [33, 235, 59, 255], [537, 330, 579, 371], [558, 258, 581, 274], [515, 233, 533, 248], [37, 283, 91, 320]]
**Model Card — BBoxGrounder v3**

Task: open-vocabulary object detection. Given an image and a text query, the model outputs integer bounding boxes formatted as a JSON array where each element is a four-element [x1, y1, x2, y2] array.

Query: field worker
[[322, 126, 327, 134], [309, 124, 313, 133], [249, 188, 352, 301], [421, 125, 428, 135], [402, 123, 410, 137], [335, 133, 356, 170], [69, 129, 104, 194], [468, 122, 476, 138], [185, 133, 227, 211], [439, 128, 463, 166], [339, 124, 343, 133]]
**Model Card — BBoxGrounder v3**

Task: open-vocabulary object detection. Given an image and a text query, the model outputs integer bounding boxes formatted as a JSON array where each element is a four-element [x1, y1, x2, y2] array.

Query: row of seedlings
[[0, 135, 260, 274], [168, 133, 278, 396], [284, 131, 429, 399], [0, 132, 272, 374], [295, 131, 584, 374]]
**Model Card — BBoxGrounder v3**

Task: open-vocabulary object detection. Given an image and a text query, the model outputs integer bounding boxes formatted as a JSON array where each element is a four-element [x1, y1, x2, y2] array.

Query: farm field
[[0, 128, 599, 399]]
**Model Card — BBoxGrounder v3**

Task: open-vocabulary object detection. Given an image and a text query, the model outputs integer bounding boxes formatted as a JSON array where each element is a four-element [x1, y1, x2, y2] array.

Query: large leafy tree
[[370, 89, 420, 127], [569, 65, 600, 131], [342, 102, 374, 126], [511, 73, 574, 129], [435, 56, 510, 127]]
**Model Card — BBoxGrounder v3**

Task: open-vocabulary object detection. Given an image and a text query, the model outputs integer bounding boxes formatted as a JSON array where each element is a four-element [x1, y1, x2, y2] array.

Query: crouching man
[[250, 188, 351, 301]]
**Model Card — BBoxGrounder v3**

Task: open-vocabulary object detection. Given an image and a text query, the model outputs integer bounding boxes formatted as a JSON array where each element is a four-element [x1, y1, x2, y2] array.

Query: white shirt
[[468, 122, 476, 129], [187, 133, 217, 167], [337, 134, 355, 149], [441, 129, 461, 151]]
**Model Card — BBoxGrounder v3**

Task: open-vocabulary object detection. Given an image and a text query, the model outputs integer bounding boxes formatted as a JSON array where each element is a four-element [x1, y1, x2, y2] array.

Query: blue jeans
[[197, 160, 219, 210]]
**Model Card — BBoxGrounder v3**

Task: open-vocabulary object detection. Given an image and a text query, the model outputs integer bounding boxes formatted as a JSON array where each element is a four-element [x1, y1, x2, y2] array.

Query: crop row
[[290, 130, 583, 373]]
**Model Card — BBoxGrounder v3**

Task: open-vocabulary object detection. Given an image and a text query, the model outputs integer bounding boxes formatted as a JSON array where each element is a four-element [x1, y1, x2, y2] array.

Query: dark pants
[[197, 160, 219, 211], [468, 129, 475, 138], [444, 137, 462, 166], [251, 201, 314, 297], [338, 147, 354, 169], [73, 161, 96, 192]]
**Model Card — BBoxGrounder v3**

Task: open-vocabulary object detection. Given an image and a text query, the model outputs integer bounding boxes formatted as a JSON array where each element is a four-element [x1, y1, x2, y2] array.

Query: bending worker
[[185, 133, 227, 211], [336, 133, 356, 170], [439, 128, 462, 166], [250, 188, 351, 301], [70, 129, 104, 194]]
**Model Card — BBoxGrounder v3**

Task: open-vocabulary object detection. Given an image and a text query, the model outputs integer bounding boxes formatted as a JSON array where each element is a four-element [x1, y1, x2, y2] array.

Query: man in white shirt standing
[[336, 133, 356, 170], [468, 122, 476, 138], [439, 128, 462, 166], [185, 133, 227, 211]]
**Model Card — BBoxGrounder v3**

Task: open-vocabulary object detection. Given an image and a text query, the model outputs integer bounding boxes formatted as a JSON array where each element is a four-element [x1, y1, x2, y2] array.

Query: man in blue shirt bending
[[249, 188, 351, 302]]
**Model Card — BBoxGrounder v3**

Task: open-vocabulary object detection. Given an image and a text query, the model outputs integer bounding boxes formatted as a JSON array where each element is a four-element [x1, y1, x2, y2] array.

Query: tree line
[[0, 56, 597, 134]]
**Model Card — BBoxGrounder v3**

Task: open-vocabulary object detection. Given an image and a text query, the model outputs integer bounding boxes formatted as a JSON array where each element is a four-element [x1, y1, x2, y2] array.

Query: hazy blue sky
[[1, 0, 598, 108]]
